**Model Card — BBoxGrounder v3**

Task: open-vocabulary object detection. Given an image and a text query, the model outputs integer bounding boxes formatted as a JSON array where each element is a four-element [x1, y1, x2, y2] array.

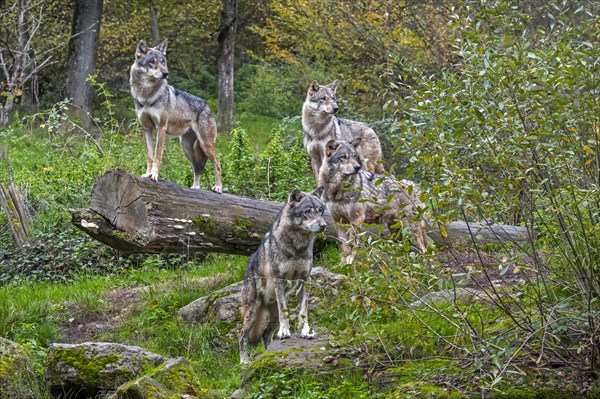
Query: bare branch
[[0, 51, 10, 81], [22, 55, 54, 83]]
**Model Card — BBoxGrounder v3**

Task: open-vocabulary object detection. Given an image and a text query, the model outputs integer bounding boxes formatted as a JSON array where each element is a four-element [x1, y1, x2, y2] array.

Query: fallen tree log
[[70, 169, 537, 255]]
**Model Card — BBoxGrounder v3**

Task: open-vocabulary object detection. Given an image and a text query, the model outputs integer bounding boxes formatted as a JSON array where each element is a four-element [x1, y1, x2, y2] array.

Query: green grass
[[0, 104, 592, 398]]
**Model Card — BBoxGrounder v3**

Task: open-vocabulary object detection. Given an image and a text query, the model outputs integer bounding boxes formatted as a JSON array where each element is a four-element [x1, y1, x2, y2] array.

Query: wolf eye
[[321, 96, 328, 101]]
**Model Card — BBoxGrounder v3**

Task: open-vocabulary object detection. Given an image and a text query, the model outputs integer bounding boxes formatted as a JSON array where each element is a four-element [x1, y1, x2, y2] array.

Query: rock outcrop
[[45, 342, 166, 398], [179, 267, 346, 327], [0, 337, 41, 398]]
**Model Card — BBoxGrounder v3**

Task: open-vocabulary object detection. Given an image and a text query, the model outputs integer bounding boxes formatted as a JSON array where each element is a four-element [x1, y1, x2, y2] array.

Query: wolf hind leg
[[262, 303, 279, 349], [192, 123, 222, 193], [239, 274, 265, 364], [180, 130, 208, 189]]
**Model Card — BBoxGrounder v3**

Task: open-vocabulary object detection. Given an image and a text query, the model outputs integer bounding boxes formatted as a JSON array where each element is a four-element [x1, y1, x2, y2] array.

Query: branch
[[0, 51, 10, 81]]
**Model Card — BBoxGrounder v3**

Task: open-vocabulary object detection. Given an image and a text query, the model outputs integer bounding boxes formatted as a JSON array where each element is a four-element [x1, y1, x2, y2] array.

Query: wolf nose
[[333, 106, 339, 114], [162, 72, 169, 79], [354, 164, 361, 172]]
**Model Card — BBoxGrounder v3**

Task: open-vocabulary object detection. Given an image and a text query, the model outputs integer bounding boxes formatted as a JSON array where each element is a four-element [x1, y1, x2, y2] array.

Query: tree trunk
[[0, 0, 26, 127], [216, 0, 236, 135], [66, 0, 103, 132], [70, 170, 537, 256], [149, 4, 159, 46], [0, 0, 55, 126]]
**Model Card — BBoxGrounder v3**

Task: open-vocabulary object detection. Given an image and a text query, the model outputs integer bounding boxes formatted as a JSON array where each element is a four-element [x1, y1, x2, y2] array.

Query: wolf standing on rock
[[239, 188, 327, 364], [130, 39, 223, 193], [302, 80, 384, 180]]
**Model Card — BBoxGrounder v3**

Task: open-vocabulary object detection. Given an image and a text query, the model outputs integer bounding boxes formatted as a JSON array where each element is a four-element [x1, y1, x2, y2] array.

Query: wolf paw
[[342, 254, 355, 265], [239, 353, 250, 365], [211, 184, 222, 194], [300, 324, 314, 339], [141, 172, 159, 181], [277, 325, 291, 340]]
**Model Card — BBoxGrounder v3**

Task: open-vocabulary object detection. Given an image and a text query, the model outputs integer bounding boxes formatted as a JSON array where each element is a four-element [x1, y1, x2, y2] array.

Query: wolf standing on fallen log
[[239, 188, 327, 364], [130, 39, 223, 193]]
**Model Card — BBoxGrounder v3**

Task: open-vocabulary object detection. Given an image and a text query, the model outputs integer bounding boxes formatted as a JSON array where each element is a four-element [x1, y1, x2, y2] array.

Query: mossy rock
[[146, 357, 202, 396], [110, 375, 180, 399], [111, 357, 205, 399], [0, 337, 41, 399], [242, 335, 354, 384], [44, 342, 165, 398]]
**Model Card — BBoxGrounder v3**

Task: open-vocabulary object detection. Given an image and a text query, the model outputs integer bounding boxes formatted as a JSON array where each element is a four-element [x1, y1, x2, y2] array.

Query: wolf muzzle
[[310, 220, 327, 233]]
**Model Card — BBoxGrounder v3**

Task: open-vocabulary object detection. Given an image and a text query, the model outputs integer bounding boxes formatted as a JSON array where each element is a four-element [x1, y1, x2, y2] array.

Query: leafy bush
[[236, 63, 333, 118], [353, 0, 600, 390], [222, 120, 314, 201]]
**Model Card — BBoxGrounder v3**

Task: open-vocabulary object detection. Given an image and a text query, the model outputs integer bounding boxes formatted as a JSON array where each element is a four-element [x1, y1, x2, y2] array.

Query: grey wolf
[[239, 188, 327, 364], [302, 80, 384, 180], [130, 39, 223, 193], [317, 139, 427, 264]]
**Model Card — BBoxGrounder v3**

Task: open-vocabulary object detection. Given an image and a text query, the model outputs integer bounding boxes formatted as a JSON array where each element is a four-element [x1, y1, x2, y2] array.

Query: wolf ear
[[156, 39, 168, 55], [326, 140, 340, 157], [350, 137, 362, 148], [328, 80, 338, 92], [288, 188, 304, 204], [309, 80, 320, 93], [136, 40, 148, 59], [311, 186, 325, 198]]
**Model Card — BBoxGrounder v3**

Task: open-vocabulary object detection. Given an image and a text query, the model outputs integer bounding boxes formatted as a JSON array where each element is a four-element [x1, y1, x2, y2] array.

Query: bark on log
[[70, 169, 537, 255]]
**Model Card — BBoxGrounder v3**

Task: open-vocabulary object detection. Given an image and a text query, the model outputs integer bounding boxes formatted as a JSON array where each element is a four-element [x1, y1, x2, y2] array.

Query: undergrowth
[[0, 1, 598, 398]]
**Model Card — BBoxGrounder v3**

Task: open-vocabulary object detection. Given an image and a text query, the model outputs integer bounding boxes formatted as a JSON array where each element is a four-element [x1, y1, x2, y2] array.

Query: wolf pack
[[130, 40, 429, 363]]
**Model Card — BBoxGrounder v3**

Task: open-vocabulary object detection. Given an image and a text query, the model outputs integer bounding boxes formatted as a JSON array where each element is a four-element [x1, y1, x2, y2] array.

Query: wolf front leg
[[297, 280, 314, 339], [147, 115, 169, 181], [141, 126, 155, 178], [274, 280, 291, 340]]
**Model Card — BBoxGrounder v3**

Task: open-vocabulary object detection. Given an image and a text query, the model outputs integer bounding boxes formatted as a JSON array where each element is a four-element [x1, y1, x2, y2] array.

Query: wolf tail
[[246, 305, 269, 346]]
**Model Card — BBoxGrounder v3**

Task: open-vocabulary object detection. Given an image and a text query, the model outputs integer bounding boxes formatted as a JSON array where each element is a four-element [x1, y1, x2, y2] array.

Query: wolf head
[[305, 80, 339, 115], [287, 188, 327, 233], [133, 39, 169, 80], [325, 139, 363, 176]]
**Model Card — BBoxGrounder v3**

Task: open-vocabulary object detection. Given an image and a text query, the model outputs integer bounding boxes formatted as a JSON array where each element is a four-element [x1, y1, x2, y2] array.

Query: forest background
[[0, 0, 599, 398]]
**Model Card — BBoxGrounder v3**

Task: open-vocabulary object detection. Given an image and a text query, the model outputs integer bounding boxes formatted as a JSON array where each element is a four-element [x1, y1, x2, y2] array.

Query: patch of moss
[[114, 375, 181, 399], [192, 215, 219, 236], [49, 346, 122, 385], [231, 217, 256, 239], [111, 229, 129, 239]]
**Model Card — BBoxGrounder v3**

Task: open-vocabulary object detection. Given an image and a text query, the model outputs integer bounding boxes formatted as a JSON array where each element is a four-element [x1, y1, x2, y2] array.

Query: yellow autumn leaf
[[380, 264, 388, 277], [583, 145, 595, 155], [440, 224, 448, 238]]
